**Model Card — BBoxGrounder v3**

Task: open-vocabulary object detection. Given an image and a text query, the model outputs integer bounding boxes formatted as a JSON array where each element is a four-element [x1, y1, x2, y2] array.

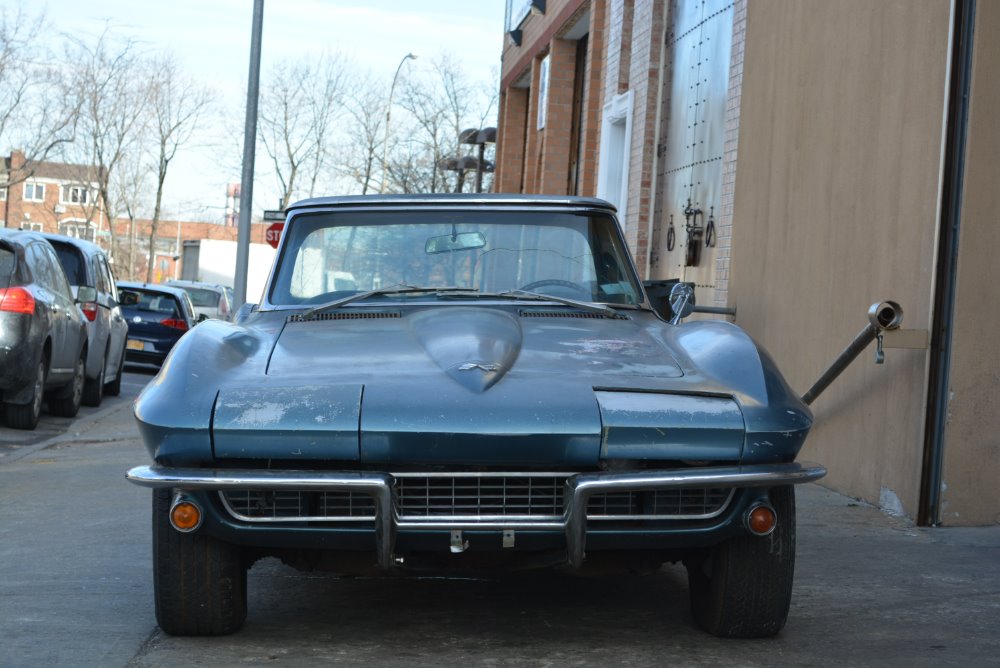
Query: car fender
[[133, 319, 272, 465]]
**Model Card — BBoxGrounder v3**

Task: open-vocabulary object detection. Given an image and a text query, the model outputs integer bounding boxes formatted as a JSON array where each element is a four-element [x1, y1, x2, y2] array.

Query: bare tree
[[0, 5, 78, 195], [63, 27, 149, 260], [144, 55, 212, 282], [338, 77, 386, 195], [258, 53, 347, 209]]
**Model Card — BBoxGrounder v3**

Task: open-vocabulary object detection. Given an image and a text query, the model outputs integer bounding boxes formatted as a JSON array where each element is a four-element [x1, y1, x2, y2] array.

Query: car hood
[[267, 306, 684, 387]]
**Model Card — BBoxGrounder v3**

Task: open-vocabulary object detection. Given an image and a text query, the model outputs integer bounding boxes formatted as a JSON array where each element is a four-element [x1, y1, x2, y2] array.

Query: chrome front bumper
[[126, 461, 826, 568]]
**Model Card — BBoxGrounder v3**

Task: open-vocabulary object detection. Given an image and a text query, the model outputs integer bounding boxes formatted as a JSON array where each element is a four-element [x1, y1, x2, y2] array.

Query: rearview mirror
[[425, 231, 486, 254]]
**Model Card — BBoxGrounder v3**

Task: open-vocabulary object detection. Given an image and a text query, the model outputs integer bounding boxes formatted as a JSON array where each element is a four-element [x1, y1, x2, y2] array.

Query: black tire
[[4, 358, 46, 430], [82, 347, 107, 407], [104, 345, 125, 397], [685, 486, 796, 638], [48, 353, 85, 417], [153, 488, 247, 635]]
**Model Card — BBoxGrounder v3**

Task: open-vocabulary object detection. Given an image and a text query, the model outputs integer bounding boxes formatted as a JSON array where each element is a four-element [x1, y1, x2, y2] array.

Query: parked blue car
[[116, 281, 200, 369], [127, 195, 825, 638]]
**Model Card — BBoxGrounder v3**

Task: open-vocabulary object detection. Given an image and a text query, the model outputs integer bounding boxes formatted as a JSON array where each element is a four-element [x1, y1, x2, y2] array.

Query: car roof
[[0, 228, 50, 248], [285, 193, 618, 214], [166, 279, 229, 291], [117, 280, 191, 299], [39, 232, 105, 256]]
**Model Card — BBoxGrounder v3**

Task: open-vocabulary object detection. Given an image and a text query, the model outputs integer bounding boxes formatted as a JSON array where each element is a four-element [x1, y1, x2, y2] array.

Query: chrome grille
[[519, 310, 629, 320], [587, 488, 734, 520], [287, 311, 401, 323], [219, 477, 734, 523], [221, 490, 376, 521], [395, 474, 565, 520]]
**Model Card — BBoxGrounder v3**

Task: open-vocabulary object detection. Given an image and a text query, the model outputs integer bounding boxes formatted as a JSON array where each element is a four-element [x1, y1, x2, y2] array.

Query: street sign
[[263, 209, 285, 222], [265, 222, 284, 249]]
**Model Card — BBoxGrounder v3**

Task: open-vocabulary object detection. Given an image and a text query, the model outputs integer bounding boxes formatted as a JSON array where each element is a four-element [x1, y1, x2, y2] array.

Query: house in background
[[1, 150, 105, 240], [496, 0, 999, 526]]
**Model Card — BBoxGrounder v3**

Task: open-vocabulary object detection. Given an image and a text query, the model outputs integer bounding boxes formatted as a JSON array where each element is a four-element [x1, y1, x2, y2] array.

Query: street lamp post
[[379, 52, 417, 194]]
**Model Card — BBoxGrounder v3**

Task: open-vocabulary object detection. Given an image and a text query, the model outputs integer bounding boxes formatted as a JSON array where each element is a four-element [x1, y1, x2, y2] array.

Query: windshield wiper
[[487, 290, 618, 316], [302, 285, 476, 317]]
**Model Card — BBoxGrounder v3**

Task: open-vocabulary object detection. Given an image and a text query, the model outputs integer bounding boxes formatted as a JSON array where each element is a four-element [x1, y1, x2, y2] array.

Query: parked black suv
[[0, 230, 89, 429]]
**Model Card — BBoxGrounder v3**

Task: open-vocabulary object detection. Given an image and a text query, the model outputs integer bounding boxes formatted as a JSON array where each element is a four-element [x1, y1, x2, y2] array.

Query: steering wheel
[[518, 279, 590, 297]]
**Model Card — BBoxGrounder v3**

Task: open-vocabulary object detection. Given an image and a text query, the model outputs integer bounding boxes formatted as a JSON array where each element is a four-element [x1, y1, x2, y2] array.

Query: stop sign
[[265, 222, 284, 249]]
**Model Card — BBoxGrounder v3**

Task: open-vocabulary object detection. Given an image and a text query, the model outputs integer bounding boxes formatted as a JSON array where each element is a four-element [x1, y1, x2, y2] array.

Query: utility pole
[[234, 0, 264, 310]]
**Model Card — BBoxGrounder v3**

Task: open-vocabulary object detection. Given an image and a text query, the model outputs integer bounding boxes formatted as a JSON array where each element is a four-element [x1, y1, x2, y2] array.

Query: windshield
[[269, 210, 641, 307]]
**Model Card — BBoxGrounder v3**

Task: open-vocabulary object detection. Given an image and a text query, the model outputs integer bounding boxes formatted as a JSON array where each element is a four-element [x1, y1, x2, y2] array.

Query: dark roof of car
[[117, 281, 191, 299], [39, 232, 105, 256], [0, 228, 48, 248], [286, 193, 618, 213]]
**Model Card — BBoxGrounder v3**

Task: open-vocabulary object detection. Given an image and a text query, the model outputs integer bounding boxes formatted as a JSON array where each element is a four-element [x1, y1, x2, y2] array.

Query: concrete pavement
[[1, 381, 998, 666]]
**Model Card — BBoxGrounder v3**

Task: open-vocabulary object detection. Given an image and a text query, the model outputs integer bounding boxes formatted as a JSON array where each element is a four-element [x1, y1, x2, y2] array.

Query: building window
[[24, 182, 45, 202], [0, 186, 7, 200], [536, 55, 550, 130], [61, 185, 93, 205], [59, 221, 97, 242], [597, 91, 633, 222], [23, 221, 44, 232]]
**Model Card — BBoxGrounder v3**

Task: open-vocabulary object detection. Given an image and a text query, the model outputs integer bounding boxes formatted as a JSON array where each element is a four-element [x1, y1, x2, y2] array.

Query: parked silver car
[[43, 234, 128, 405], [166, 279, 233, 321]]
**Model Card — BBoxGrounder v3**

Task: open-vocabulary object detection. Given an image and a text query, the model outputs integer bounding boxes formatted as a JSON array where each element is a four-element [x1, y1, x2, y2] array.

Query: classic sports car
[[127, 195, 825, 638]]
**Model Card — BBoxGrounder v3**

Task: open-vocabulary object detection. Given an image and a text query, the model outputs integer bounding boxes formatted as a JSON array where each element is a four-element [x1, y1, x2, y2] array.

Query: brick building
[[2, 150, 270, 282], [496, 1, 1000, 526]]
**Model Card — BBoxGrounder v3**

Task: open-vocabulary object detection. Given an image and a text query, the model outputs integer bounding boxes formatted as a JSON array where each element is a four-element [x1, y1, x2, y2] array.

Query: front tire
[[153, 488, 247, 635], [48, 353, 85, 417], [685, 486, 796, 638]]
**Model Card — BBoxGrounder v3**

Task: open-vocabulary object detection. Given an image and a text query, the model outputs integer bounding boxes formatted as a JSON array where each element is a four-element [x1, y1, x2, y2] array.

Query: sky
[[35, 0, 507, 220]]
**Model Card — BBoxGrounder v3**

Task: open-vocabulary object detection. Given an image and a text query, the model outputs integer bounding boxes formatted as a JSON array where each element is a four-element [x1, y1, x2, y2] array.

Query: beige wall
[[940, 0, 1000, 525], [729, 0, 951, 517]]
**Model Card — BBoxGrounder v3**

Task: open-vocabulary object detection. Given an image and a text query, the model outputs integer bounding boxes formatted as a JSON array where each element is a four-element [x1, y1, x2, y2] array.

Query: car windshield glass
[[183, 287, 220, 307], [51, 243, 87, 285], [119, 289, 180, 317], [269, 210, 641, 306]]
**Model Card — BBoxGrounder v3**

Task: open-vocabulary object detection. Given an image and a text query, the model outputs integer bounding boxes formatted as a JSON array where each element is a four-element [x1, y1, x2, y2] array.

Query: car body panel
[[43, 234, 128, 388], [0, 230, 87, 405]]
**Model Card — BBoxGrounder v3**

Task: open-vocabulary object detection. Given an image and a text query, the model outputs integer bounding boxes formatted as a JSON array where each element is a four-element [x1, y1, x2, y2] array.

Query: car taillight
[[80, 302, 98, 321], [0, 287, 35, 314], [160, 318, 189, 331]]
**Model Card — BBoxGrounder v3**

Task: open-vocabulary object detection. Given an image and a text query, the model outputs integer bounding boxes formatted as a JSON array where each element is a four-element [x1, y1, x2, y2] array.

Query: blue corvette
[[127, 195, 825, 638]]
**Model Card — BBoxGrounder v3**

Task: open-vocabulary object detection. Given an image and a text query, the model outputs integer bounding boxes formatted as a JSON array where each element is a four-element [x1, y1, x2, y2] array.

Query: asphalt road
[[1, 371, 998, 667]]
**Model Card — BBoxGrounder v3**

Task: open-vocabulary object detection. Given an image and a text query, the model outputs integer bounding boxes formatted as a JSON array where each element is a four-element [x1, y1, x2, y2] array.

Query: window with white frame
[[0, 186, 7, 200], [59, 220, 97, 242], [61, 185, 93, 205], [24, 182, 45, 202], [23, 221, 44, 232], [596, 91, 633, 223]]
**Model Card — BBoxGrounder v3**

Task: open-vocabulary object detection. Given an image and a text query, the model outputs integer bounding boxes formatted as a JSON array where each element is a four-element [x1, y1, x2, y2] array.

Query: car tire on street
[[3, 358, 46, 430], [685, 485, 796, 638], [82, 347, 106, 407], [48, 353, 85, 418], [104, 347, 126, 397], [152, 488, 247, 636]]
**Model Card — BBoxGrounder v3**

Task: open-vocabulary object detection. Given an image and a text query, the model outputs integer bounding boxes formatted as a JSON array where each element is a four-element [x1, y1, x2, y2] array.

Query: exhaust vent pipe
[[801, 301, 903, 406]]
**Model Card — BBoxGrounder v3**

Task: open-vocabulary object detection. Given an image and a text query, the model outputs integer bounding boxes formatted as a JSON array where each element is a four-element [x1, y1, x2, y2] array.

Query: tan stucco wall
[[940, 0, 1000, 526], [728, 0, 951, 517]]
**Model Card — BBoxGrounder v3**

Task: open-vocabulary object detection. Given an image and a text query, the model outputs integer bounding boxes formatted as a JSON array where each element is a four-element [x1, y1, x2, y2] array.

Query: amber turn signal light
[[747, 504, 777, 536], [170, 499, 202, 533]]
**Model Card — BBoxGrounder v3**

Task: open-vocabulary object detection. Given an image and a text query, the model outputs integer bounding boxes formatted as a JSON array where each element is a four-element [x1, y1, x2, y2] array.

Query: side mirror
[[76, 286, 98, 303], [197, 313, 209, 323], [668, 283, 696, 323]]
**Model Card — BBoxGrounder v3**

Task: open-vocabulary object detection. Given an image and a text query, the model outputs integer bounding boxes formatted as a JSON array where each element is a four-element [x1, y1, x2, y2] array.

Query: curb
[[1, 398, 135, 465]]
